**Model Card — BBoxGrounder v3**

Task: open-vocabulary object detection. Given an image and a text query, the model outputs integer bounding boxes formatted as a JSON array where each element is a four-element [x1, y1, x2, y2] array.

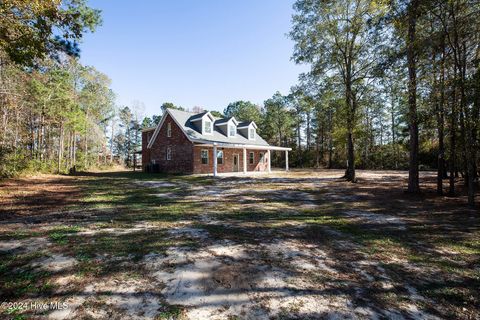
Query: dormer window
[[189, 111, 215, 135], [249, 128, 255, 140], [229, 125, 236, 137], [204, 120, 212, 134], [214, 116, 238, 137], [237, 121, 257, 140]]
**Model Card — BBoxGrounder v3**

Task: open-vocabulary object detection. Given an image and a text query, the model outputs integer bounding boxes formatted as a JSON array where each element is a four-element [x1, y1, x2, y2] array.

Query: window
[[249, 128, 255, 139], [229, 125, 236, 137], [166, 147, 171, 160], [204, 120, 212, 134], [201, 149, 209, 164], [259, 152, 265, 164], [249, 152, 254, 164], [167, 122, 171, 137], [217, 150, 223, 164]]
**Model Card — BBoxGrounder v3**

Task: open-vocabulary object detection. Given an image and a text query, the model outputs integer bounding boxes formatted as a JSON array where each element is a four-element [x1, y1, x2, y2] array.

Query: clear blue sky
[[80, 0, 306, 117]]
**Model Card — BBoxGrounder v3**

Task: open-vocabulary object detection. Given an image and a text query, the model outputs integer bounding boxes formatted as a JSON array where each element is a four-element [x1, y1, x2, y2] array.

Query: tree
[[0, 0, 101, 66], [262, 92, 294, 148], [118, 106, 133, 166], [160, 102, 184, 114], [405, 0, 421, 193], [290, 0, 387, 182], [223, 101, 263, 126]]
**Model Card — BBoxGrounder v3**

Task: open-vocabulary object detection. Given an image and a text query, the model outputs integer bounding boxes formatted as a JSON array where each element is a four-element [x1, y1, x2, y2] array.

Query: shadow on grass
[[0, 169, 478, 319]]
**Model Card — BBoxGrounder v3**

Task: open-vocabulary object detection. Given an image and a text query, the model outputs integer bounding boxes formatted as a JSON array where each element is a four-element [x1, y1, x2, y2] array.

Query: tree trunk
[[436, 37, 446, 195], [459, 44, 475, 207], [448, 81, 457, 196], [344, 65, 356, 182], [306, 111, 311, 150], [436, 85, 445, 196], [406, 0, 420, 193], [296, 118, 302, 166], [328, 108, 333, 169], [110, 117, 116, 164], [73, 131, 77, 167], [84, 110, 88, 169], [390, 93, 398, 169], [58, 123, 64, 173]]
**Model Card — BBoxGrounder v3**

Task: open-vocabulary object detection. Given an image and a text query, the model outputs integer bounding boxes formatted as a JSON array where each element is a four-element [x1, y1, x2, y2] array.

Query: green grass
[[48, 225, 81, 245], [155, 304, 186, 320], [0, 230, 41, 241], [0, 251, 52, 299]]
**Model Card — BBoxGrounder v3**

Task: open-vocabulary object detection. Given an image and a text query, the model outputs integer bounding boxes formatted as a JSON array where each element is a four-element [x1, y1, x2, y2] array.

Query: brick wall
[[145, 114, 194, 173], [193, 147, 269, 174]]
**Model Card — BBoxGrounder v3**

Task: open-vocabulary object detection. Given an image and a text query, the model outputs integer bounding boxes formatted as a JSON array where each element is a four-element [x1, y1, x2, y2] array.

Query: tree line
[[1, 0, 478, 207], [286, 0, 480, 207], [0, 0, 115, 176]]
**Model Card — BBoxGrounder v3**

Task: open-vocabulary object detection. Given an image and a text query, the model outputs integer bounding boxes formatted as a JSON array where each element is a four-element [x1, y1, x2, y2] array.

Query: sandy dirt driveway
[[0, 169, 478, 319]]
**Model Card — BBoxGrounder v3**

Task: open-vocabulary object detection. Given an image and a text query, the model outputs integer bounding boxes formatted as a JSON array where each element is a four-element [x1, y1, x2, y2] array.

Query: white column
[[213, 145, 217, 177], [267, 149, 271, 173], [285, 150, 289, 171], [243, 148, 247, 174]]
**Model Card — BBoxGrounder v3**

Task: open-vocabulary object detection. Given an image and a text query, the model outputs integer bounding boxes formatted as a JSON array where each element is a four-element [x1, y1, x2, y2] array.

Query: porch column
[[267, 149, 271, 173], [213, 145, 218, 177], [285, 150, 289, 171], [243, 148, 247, 174]]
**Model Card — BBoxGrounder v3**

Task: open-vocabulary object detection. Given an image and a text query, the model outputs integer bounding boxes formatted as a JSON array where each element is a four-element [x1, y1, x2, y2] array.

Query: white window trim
[[166, 147, 172, 160], [217, 150, 224, 165], [201, 149, 209, 164], [249, 127, 256, 140], [203, 120, 213, 135], [167, 122, 171, 137], [249, 152, 254, 164], [228, 124, 237, 137]]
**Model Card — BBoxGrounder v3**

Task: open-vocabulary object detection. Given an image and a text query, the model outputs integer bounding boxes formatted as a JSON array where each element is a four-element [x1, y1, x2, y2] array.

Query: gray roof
[[214, 117, 233, 125], [188, 111, 209, 121], [238, 121, 253, 127], [168, 108, 270, 146]]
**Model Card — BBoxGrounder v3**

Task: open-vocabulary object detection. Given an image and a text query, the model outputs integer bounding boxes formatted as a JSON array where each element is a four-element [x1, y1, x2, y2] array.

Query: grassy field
[[0, 169, 478, 319]]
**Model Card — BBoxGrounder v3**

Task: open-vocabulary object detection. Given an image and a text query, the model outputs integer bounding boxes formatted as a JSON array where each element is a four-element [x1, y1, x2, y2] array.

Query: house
[[141, 108, 291, 175]]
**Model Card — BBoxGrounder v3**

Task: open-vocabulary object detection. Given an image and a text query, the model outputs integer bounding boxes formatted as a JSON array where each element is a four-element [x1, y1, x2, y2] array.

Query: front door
[[233, 154, 239, 172]]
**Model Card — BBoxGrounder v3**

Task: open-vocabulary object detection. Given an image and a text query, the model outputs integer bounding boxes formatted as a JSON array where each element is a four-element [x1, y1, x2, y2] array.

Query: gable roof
[[147, 108, 270, 148], [238, 121, 257, 129], [214, 117, 238, 126], [188, 111, 215, 123]]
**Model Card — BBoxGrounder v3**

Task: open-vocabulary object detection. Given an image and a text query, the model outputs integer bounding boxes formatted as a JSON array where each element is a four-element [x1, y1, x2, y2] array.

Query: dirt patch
[[0, 175, 82, 222], [343, 210, 407, 229], [32, 254, 77, 272]]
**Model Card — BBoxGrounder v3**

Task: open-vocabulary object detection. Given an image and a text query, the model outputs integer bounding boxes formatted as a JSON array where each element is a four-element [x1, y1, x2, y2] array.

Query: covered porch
[[195, 142, 292, 177]]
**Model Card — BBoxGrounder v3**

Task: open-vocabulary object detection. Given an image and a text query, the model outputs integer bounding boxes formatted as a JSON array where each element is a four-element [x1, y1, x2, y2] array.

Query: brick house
[[142, 108, 291, 175]]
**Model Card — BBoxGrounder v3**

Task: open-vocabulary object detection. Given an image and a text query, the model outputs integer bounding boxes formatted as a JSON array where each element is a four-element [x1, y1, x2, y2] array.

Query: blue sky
[[80, 0, 307, 117]]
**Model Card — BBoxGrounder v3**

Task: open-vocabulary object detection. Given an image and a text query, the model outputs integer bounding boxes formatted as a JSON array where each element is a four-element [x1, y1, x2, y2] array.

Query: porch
[[194, 142, 292, 176]]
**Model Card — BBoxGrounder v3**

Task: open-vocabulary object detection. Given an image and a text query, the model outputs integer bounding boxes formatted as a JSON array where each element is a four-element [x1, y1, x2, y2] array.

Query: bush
[[0, 146, 29, 178]]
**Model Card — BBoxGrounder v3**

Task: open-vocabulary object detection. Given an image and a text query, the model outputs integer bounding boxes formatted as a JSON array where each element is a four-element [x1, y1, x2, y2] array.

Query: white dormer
[[237, 121, 257, 140], [190, 111, 215, 135], [214, 117, 238, 137]]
